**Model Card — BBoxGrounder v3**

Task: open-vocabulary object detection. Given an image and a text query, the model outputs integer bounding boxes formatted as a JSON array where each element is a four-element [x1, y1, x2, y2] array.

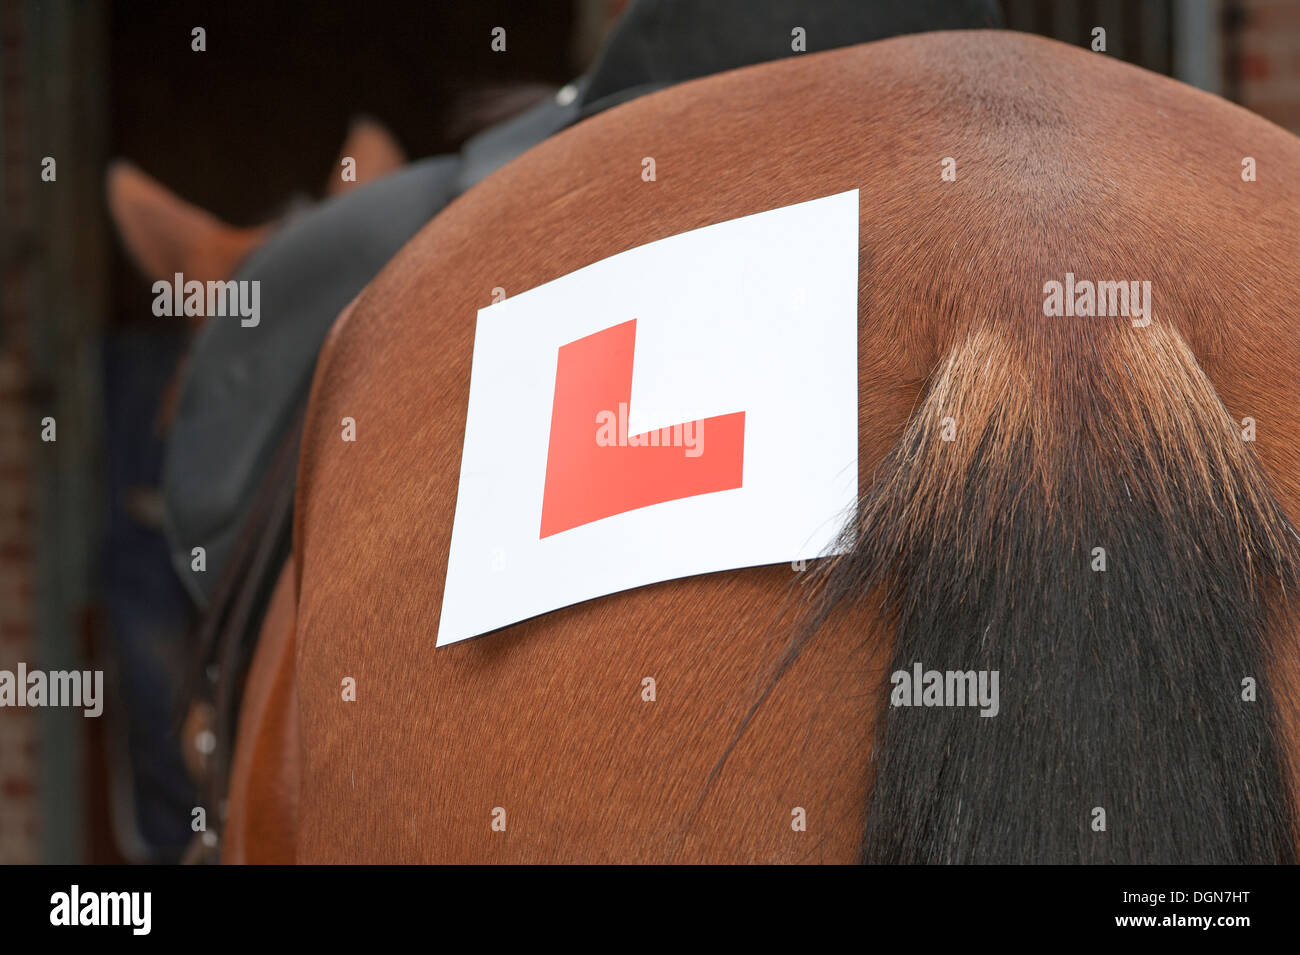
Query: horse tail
[[815, 318, 1300, 863]]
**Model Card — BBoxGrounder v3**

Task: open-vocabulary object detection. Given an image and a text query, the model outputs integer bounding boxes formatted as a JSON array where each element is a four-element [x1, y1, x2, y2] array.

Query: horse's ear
[[106, 160, 266, 283], [327, 117, 406, 195]]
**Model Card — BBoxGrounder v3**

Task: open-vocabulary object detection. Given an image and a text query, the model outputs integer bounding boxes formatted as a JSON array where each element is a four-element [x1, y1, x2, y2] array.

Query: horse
[[229, 29, 1300, 863]]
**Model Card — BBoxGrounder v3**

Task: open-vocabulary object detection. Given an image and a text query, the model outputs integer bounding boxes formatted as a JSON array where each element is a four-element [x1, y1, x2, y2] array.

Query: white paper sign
[[437, 189, 859, 646]]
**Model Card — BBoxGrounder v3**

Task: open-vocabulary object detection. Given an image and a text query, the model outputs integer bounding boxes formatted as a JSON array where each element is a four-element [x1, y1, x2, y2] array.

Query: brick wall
[[1236, 0, 1300, 133], [0, 0, 41, 865], [1, 0, 105, 865], [0, 386, 39, 862]]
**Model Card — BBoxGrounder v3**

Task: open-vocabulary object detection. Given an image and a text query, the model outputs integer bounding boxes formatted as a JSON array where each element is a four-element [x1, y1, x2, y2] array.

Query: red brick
[[1, 776, 35, 798], [1240, 52, 1272, 80]]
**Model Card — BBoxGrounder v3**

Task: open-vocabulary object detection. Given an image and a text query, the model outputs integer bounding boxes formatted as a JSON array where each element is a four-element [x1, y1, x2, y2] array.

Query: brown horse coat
[[227, 30, 1300, 863]]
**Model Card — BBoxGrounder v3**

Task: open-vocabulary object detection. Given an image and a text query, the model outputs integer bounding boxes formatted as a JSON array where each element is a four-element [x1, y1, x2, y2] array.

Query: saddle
[[163, 157, 461, 607]]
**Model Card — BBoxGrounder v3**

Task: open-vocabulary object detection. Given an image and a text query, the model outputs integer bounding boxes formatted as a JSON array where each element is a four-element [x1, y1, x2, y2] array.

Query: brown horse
[[229, 30, 1300, 863]]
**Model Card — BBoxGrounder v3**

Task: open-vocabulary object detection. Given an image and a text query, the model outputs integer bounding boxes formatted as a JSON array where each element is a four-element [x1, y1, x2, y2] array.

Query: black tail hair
[[810, 321, 1300, 863]]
